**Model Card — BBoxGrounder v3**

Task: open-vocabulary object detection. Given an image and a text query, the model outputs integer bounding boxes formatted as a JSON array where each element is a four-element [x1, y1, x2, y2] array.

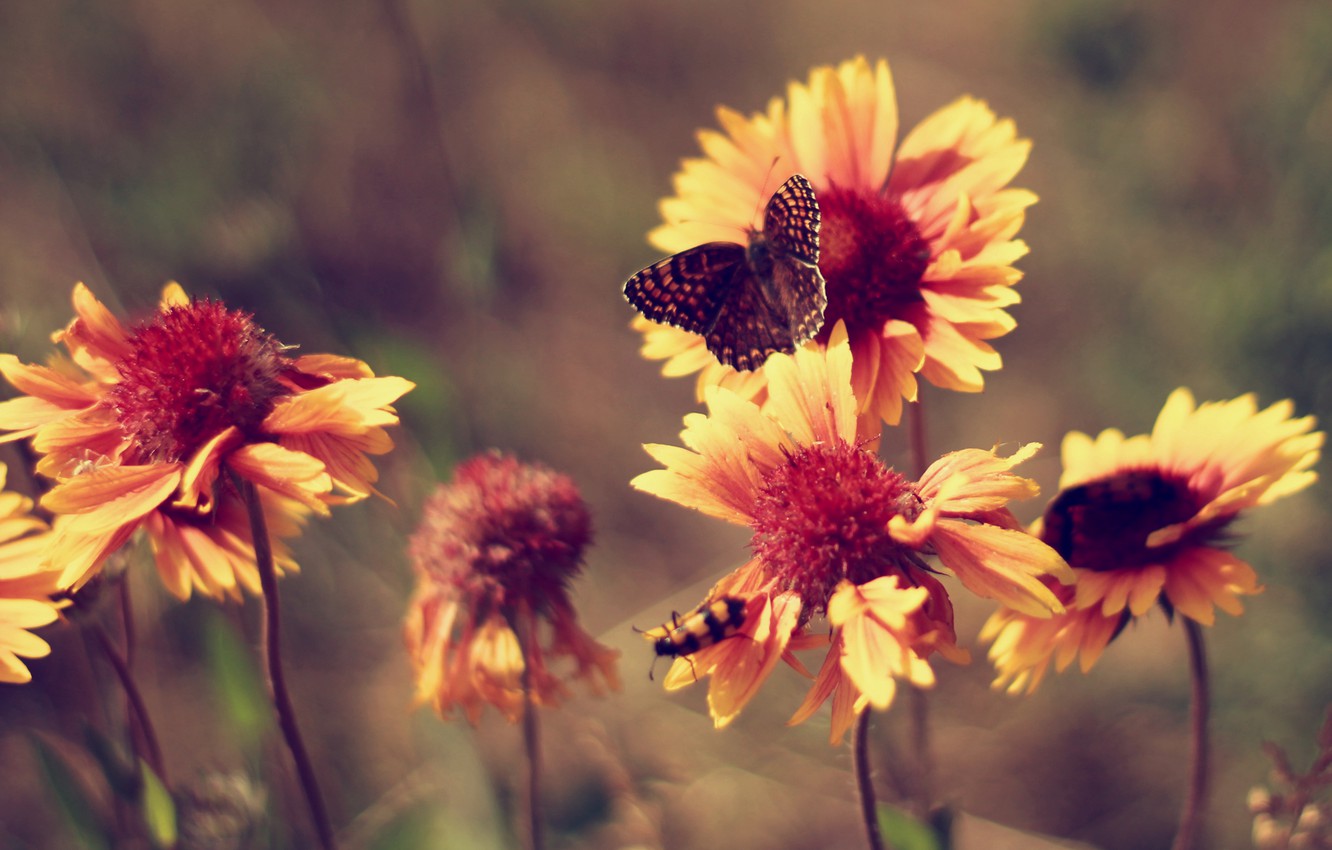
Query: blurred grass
[[0, 0, 1330, 848]]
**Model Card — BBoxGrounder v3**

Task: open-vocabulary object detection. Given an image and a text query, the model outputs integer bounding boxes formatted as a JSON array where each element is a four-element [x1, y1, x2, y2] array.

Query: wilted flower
[[404, 452, 620, 723]]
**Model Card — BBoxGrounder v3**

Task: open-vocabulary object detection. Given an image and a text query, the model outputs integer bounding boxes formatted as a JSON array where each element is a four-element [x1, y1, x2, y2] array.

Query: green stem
[[240, 478, 338, 850], [1171, 619, 1210, 850]]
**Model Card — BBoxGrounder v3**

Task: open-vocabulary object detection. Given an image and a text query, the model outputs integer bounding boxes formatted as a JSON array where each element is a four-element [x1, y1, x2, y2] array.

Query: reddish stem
[[92, 624, 165, 783], [517, 610, 546, 850], [905, 399, 935, 818], [1171, 618, 1210, 850], [853, 710, 892, 850], [241, 478, 338, 850]]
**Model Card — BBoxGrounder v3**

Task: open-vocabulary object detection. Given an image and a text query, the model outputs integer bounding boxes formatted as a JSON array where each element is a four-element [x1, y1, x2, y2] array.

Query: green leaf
[[139, 761, 178, 848], [877, 803, 945, 850], [81, 724, 139, 800], [202, 609, 270, 747], [30, 735, 112, 850]]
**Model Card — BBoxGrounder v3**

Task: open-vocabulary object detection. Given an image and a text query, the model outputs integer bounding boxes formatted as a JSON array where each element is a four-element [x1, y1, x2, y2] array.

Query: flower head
[[0, 463, 62, 683], [983, 388, 1323, 693], [633, 323, 1070, 740], [634, 56, 1034, 425], [0, 283, 413, 600], [404, 452, 620, 724]]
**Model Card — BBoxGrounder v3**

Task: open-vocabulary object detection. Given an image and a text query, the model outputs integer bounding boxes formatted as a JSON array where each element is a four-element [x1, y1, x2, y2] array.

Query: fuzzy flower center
[[108, 301, 290, 465], [408, 453, 592, 618], [1042, 469, 1211, 572], [750, 441, 922, 612], [816, 185, 931, 335]]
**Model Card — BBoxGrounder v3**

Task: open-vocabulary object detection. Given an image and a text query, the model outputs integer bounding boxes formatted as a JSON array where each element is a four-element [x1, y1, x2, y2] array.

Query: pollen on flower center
[[750, 441, 922, 612], [108, 300, 290, 464], [1042, 469, 1209, 572], [816, 185, 931, 335]]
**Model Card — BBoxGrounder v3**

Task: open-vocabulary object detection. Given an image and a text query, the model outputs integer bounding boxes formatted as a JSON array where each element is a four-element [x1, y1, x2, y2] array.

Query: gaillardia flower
[[634, 56, 1034, 425], [0, 283, 413, 600], [633, 323, 1071, 741], [404, 452, 620, 723], [0, 462, 62, 683], [983, 388, 1323, 693]]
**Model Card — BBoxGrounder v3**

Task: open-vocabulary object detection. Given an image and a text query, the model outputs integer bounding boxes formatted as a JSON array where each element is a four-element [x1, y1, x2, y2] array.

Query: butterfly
[[623, 173, 827, 372]]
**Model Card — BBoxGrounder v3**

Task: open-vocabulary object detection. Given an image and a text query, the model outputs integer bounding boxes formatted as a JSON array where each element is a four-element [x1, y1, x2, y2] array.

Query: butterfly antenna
[[750, 155, 784, 228], [669, 156, 787, 238], [673, 216, 749, 240]]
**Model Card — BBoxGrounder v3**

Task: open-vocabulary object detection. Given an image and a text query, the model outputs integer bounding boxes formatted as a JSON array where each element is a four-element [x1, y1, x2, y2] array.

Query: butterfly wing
[[623, 243, 747, 336], [763, 174, 821, 265], [624, 174, 825, 373], [704, 264, 797, 371]]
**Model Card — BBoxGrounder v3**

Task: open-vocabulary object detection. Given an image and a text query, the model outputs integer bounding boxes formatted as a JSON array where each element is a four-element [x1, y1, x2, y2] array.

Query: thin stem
[[1171, 618, 1210, 850], [905, 399, 935, 818], [240, 478, 337, 850], [118, 576, 136, 670], [114, 578, 150, 770], [907, 687, 933, 819], [518, 610, 545, 850], [92, 625, 165, 783], [853, 710, 891, 850], [906, 398, 929, 480]]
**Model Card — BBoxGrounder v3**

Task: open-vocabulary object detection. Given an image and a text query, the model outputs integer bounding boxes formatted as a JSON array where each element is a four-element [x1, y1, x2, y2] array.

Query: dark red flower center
[[750, 441, 923, 612], [1041, 469, 1215, 572], [816, 185, 931, 336], [408, 453, 592, 618], [108, 300, 290, 464]]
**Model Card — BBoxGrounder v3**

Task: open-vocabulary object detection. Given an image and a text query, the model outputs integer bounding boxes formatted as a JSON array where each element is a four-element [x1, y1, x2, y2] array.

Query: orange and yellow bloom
[[0, 283, 413, 600], [633, 323, 1071, 741], [0, 463, 62, 684], [634, 55, 1034, 425], [405, 452, 620, 724], [983, 388, 1323, 694]]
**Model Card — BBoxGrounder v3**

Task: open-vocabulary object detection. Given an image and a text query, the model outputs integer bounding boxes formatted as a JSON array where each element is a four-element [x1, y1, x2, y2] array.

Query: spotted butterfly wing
[[623, 174, 827, 372]]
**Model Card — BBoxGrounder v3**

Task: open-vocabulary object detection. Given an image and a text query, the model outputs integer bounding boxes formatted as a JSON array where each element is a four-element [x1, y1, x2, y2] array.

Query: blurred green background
[[1, 0, 1330, 848]]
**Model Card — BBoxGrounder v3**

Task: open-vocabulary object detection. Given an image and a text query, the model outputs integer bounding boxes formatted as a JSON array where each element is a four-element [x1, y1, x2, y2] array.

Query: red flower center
[[750, 441, 923, 611], [408, 453, 592, 617], [1041, 469, 1212, 572], [816, 185, 931, 335], [108, 301, 289, 464]]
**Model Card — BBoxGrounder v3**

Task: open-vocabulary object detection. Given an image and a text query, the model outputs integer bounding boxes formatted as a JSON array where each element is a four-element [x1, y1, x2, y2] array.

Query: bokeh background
[[1, 0, 1330, 848]]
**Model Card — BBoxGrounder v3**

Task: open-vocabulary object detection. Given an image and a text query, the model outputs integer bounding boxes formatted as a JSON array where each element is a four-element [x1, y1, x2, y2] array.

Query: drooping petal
[[829, 578, 934, 710], [228, 442, 333, 514], [931, 520, 1072, 617]]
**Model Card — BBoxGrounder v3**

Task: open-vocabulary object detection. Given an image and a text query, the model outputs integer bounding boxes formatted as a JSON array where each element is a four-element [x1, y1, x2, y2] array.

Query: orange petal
[[263, 376, 414, 436], [176, 426, 243, 514], [930, 519, 1072, 616], [228, 443, 332, 513], [43, 464, 182, 531]]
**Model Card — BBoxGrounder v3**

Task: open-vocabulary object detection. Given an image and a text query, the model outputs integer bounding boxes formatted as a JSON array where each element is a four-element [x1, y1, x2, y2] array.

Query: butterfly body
[[624, 174, 827, 372]]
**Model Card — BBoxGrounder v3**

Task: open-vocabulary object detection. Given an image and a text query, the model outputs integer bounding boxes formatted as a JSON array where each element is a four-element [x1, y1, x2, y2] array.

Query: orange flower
[[0, 463, 62, 683], [633, 56, 1034, 425], [634, 323, 1070, 741], [983, 388, 1323, 693], [0, 283, 413, 600], [404, 452, 620, 723]]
